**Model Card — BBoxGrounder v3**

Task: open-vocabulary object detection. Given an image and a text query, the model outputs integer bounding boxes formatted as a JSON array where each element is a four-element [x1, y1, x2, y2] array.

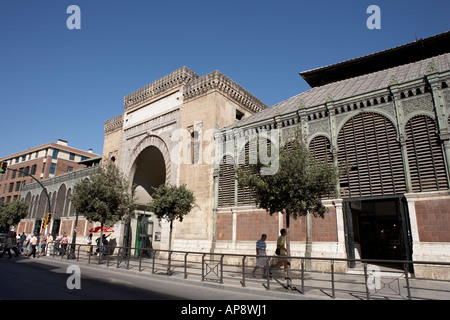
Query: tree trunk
[[305, 211, 312, 270], [168, 220, 173, 251]]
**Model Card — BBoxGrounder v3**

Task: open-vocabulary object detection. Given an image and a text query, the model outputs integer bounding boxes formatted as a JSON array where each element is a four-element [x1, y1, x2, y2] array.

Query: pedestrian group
[[251, 228, 290, 279], [0, 231, 69, 258]]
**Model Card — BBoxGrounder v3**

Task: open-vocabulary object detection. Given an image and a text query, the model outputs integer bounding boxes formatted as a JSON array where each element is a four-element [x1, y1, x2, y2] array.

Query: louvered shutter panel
[[237, 143, 256, 206], [406, 115, 448, 192], [309, 135, 333, 199], [337, 113, 406, 198], [218, 155, 235, 207], [309, 135, 332, 163]]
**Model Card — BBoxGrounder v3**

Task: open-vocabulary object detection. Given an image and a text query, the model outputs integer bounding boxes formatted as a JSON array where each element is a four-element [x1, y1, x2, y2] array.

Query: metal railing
[[44, 243, 450, 300]]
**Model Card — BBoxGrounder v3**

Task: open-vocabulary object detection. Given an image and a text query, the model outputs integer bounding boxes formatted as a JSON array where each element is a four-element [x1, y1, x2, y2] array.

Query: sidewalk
[[34, 253, 450, 300]]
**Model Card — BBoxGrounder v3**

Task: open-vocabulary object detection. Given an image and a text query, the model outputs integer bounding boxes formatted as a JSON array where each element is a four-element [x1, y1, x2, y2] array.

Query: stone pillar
[[334, 199, 346, 255]]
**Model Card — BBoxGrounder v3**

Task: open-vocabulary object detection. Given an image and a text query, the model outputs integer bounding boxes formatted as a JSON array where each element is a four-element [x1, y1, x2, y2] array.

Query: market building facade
[[18, 32, 450, 279], [214, 32, 450, 277]]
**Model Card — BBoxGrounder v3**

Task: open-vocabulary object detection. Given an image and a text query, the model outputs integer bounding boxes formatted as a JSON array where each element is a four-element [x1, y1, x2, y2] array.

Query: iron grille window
[[337, 112, 406, 198], [406, 115, 448, 192]]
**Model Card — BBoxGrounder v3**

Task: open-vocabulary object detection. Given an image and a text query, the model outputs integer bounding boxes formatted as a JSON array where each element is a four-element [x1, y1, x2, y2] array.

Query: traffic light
[[47, 212, 52, 222], [42, 220, 47, 229], [0, 161, 7, 174]]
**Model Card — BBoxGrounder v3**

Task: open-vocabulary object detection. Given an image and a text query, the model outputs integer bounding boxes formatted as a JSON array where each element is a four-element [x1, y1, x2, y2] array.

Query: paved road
[[0, 257, 280, 300]]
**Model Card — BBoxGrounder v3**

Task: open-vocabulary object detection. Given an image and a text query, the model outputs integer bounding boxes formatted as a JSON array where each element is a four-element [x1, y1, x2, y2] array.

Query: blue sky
[[0, 0, 449, 158]]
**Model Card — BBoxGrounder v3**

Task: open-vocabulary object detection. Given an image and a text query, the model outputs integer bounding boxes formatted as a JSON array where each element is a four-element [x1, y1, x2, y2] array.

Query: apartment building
[[0, 139, 99, 203]]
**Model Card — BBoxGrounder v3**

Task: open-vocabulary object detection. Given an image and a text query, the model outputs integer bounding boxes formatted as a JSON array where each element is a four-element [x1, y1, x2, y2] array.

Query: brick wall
[[415, 199, 450, 242], [236, 211, 280, 241], [217, 206, 338, 242], [217, 212, 233, 241]]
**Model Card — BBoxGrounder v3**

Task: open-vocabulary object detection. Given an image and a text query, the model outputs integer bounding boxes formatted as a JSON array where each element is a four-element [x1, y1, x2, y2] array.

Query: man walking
[[252, 234, 268, 278], [27, 233, 38, 258], [270, 229, 289, 278]]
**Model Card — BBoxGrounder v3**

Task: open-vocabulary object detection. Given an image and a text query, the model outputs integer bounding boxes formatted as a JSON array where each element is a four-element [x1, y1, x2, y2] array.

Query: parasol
[[89, 226, 114, 233]]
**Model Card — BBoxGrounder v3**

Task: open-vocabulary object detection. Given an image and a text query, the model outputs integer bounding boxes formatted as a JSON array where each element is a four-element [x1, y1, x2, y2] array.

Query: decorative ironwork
[[202, 254, 223, 283]]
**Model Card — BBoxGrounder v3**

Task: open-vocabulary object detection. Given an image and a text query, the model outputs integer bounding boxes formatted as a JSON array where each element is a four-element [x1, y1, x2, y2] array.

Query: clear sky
[[0, 0, 449, 158]]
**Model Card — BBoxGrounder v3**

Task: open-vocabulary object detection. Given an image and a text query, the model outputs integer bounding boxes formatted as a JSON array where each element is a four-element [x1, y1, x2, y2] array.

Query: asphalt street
[[0, 255, 447, 319], [0, 256, 279, 300]]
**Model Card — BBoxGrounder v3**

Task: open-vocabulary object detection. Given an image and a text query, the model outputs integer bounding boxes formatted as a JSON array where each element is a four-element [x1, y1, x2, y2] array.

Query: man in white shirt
[[27, 233, 38, 258], [252, 234, 268, 278]]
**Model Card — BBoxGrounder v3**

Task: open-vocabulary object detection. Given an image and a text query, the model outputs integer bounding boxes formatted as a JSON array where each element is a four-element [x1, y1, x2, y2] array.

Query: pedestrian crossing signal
[[0, 161, 7, 174]]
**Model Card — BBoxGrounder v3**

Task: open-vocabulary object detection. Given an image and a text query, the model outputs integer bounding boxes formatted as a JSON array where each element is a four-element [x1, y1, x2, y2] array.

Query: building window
[[236, 109, 245, 120], [8, 183, 14, 193], [67, 166, 73, 172], [49, 163, 56, 175], [69, 153, 75, 161], [30, 165, 37, 175], [52, 149, 59, 159]]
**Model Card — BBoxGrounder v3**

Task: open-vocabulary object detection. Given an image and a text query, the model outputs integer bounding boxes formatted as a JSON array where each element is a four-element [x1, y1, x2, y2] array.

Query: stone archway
[[127, 134, 172, 205], [132, 146, 167, 205]]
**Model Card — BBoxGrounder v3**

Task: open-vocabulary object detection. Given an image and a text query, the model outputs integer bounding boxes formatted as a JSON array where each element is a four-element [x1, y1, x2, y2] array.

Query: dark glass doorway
[[344, 196, 413, 270]]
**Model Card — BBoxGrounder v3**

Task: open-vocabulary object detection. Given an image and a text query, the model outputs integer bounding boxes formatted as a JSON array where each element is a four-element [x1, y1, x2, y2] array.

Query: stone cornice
[[104, 114, 124, 134], [124, 66, 199, 111], [182, 70, 268, 113]]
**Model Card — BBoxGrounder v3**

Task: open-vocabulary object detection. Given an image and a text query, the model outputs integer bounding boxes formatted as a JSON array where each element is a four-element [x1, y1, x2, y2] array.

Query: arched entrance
[[132, 146, 166, 205], [124, 136, 171, 252]]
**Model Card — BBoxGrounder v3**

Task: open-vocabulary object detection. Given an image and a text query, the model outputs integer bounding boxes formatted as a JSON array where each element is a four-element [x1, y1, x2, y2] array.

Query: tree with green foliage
[[0, 200, 29, 230], [148, 184, 196, 250], [70, 161, 136, 246], [235, 128, 340, 259]]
